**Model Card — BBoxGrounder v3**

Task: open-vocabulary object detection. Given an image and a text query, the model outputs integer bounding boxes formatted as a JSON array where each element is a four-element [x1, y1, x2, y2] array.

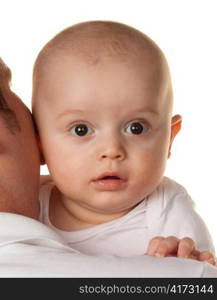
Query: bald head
[[34, 21, 166, 65], [33, 21, 172, 106]]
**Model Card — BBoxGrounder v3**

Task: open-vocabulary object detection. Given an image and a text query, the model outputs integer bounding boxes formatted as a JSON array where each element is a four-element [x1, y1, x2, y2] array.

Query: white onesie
[[39, 177, 215, 257]]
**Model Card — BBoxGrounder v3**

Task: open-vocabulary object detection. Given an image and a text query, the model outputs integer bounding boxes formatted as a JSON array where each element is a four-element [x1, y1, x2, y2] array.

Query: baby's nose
[[98, 137, 126, 161]]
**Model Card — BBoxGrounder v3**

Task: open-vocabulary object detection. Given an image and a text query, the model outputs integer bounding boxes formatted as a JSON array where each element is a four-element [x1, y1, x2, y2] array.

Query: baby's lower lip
[[92, 178, 127, 191]]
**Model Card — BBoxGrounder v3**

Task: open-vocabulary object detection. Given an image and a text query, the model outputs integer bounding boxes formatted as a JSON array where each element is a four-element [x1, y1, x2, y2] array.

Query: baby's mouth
[[92, 172, 127, 191], [99, 175, 120, 180]]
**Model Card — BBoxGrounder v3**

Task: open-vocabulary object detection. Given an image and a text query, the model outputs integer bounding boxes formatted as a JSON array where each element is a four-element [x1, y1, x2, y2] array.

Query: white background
[[1, 0, 217, 249]]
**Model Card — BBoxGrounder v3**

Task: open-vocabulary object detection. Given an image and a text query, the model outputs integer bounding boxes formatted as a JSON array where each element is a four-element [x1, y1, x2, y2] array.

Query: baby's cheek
[[140, 137, 170, 167], [131, 146, 167, 192], [51, 148, 86, 181], [133, 141, 162, 165]]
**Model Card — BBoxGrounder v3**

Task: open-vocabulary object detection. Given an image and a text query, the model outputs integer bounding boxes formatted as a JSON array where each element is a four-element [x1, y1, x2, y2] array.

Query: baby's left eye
[[125, 121, 149, 135]]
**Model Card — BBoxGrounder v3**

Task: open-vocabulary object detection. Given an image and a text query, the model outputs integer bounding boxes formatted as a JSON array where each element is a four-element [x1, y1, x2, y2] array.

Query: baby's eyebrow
[[131, 108, 160, 115], [57, 108, 160, 120], [0, 88, 21, 134], [57, 109, 85, 119]]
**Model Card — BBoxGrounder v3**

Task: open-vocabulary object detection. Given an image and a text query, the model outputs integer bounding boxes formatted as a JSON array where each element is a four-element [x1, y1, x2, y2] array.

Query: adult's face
[[0, 86, 40, 219]]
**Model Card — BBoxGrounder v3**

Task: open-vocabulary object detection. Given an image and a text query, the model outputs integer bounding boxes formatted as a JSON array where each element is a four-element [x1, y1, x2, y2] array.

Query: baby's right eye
[[69, 124, 93, 137]]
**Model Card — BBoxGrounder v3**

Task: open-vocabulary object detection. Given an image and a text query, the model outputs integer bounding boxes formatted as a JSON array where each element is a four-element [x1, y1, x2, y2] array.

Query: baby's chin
[[80, 193, 144, 215]]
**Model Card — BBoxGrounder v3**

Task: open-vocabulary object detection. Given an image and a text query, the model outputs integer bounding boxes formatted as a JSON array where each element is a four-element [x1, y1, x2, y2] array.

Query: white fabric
[[0, 212, 217, 277], [39, 177, 215, 256]]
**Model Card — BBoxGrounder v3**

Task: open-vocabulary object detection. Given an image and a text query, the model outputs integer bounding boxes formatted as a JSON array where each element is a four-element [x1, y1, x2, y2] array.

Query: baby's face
[[34, 54, 178, 216]]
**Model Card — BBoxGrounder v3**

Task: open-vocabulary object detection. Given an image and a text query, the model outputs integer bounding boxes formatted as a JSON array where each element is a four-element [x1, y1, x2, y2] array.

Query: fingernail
[[155, 252, 164, 258], [208, 258, 215, 265]]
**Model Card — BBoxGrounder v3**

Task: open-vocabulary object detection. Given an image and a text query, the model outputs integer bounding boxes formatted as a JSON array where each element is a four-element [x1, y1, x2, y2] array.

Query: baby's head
[[32, 21, 181, 220]]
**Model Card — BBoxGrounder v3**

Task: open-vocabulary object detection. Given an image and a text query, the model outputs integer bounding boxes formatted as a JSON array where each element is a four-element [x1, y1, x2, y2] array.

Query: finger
[[188, 249, 201, 260], [155, 236, 179, 257], [146, 237, 164, 256], [199, 251, 217, 266], [177, 237, 195, 258]]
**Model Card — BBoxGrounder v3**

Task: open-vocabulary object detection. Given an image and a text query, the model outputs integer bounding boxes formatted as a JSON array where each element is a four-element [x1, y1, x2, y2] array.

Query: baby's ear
[[168, 114, 182, 158]]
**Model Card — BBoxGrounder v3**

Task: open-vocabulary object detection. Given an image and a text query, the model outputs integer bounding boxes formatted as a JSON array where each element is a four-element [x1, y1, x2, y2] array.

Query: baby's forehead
[[43, 57, 169, 114]]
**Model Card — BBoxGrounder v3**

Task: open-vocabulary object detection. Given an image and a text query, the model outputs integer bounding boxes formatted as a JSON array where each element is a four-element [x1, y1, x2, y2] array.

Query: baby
[[32, 21, 215, 263]]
